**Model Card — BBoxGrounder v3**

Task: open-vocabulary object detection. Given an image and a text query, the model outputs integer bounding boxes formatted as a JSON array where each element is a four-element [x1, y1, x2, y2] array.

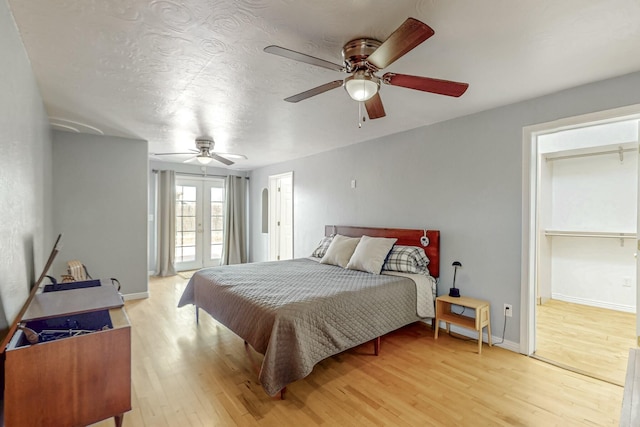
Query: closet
[[534, 119, 638, 384], [537, 120, 638, 312]]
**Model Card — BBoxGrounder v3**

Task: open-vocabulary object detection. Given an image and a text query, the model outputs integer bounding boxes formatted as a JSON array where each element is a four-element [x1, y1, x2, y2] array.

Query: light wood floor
[[93, 276, 624, 427], [535, 299, 636, 386]]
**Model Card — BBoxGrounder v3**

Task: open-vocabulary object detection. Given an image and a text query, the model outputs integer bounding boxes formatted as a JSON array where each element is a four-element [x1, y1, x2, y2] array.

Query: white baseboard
[[435, 321, 520, 353], [491, 337, 520, 353], [123, 291, 149, 301], [552, 293, 635, 313], [147, 270, 155, 276]]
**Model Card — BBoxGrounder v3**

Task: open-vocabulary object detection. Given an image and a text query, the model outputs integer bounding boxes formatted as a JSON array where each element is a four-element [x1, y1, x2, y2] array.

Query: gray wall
[[249, 70, 640, 347], [52, 131, 148, 297], [0, 0, 53, 336]]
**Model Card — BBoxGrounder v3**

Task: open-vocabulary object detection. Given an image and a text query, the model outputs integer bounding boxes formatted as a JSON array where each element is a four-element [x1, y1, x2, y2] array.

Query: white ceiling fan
[[151, 137, 246, 166]]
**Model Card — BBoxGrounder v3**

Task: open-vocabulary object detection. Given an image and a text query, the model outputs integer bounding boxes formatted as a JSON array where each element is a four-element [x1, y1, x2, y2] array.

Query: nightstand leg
[[478, 329, 482, 354], [487, 323, 492, 347]]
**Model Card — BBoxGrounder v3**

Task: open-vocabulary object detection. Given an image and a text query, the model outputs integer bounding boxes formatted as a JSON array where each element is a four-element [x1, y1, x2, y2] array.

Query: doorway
[[268, 172, 293, 261], [521, 106, 640, 385], [174, 177, 225, 271]]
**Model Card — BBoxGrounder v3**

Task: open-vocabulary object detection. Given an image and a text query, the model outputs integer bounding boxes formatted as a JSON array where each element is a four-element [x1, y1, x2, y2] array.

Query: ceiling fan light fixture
[[196, 154, 213, 165], [344, 71, 379, 102]]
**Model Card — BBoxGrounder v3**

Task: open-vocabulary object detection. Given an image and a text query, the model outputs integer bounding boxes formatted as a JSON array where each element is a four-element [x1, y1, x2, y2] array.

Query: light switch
[[351, 179, 356, 189]]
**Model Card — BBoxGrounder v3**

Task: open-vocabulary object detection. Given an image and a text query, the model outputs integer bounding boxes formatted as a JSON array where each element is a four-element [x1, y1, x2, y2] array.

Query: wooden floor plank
[[90, 274, 624, 426], [536, 299, 636, 385]]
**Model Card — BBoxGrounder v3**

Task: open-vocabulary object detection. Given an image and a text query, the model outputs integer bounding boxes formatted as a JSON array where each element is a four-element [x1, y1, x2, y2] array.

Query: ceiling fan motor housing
[[342, 38, 382, 72], [195, 138, 213, 152]]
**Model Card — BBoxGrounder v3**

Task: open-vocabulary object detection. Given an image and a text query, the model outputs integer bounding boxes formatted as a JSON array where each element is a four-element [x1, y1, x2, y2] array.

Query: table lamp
[[449, 261, 462, 297]]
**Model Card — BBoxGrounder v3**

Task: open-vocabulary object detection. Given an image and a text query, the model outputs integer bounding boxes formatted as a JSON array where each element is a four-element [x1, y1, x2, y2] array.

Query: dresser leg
[[114, 414, 124, 427]]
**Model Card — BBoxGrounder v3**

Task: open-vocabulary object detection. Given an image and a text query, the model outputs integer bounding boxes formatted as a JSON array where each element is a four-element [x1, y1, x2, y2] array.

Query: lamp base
[[448, 287, 460, 298]]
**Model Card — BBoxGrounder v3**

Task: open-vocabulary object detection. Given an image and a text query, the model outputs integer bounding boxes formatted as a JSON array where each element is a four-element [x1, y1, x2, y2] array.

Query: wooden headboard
[[324, 225, 441, 278]]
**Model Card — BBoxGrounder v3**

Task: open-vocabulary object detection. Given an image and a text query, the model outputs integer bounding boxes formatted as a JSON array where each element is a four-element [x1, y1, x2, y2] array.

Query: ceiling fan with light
[[151, 137, 246, 166], [264, 17, 469, 120]]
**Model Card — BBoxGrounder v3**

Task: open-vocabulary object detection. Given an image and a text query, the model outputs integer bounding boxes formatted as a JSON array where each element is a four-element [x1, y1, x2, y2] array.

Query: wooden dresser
[[3, 284, 131, 427]]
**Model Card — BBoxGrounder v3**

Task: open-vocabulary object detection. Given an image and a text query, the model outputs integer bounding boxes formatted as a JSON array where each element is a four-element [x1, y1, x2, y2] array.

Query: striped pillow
[[311, 235, 334, 258]]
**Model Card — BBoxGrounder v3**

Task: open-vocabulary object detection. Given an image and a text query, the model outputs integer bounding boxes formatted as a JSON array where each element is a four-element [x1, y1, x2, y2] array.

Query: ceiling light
[[196, 154, 213, 165], [344, 71, 379, 102]]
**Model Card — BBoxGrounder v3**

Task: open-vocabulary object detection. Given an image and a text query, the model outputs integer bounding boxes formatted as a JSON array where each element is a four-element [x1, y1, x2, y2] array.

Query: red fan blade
[[383, 73, 469, 97], [264, 45, 345, 72], [365, 93, 386, 120], [367, 18, 435, 70], [284, 80, 343, 103]]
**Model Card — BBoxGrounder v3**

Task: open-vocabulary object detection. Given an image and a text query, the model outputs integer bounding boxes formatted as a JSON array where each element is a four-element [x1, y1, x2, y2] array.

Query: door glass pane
[[211, 187, 224, 202], [182, 245, 196, 260], [211, 216, 223, 230], [212, 202, 223, 216], [182, 186, 196, 200], [182, 216, 196, 231], [211, 244, 222, 260], [211, 230, 223, 244]]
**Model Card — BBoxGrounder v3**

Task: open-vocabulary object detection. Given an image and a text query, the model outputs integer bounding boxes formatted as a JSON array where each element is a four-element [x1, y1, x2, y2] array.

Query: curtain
[[156, 170, 177, 276], [221, 175, 247, 265]]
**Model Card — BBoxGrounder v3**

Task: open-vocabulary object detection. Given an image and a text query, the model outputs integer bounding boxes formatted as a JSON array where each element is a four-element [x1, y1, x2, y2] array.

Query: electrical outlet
[[623, 277, 632, 288], [504, 304, 513, 317]]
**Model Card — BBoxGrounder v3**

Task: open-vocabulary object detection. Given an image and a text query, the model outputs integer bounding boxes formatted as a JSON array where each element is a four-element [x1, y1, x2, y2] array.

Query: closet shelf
[[544, 230, 637, 239]]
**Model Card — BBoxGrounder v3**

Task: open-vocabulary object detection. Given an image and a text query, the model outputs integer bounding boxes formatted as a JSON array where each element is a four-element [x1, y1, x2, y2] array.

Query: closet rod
[[545, 229, 636, 246], [545, 146, 635, 162], [544, 230, 636, 239], [151, 169, 249, 179]]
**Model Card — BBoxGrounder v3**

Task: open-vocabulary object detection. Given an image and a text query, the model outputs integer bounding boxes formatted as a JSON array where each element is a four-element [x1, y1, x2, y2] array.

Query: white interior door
[[175, 177, 225, 271], [279, 176, 293, 260], [637, 128, 640, 344], [268, 172, 293, 261]]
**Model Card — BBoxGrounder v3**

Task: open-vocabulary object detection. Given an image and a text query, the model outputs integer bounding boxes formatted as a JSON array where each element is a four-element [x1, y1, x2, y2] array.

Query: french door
[[174, 177, 225, 271]]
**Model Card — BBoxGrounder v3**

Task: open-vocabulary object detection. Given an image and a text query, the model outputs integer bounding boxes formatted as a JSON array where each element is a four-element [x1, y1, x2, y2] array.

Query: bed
[[178, 225, 440, 397]]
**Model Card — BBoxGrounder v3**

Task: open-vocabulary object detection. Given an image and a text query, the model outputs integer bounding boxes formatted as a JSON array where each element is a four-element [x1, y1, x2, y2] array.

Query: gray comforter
[[178, 258, 433, 396]]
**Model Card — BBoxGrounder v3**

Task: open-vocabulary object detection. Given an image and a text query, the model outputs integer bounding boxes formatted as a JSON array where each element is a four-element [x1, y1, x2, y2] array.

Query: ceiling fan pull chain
[[357, 101, 367, 128]]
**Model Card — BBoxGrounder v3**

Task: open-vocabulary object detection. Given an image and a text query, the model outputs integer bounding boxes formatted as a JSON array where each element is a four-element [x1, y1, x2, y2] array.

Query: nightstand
[[434, 295, 492, 354]]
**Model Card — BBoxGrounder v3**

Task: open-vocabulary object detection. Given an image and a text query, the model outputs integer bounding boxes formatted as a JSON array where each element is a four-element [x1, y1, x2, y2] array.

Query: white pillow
[[346, 235, 398, 274], [320, 234, 361, 268]]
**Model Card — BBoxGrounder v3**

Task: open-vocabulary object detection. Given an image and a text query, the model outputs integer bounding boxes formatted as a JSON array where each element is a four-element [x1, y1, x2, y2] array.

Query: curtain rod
[[151, 169, 249, 179]]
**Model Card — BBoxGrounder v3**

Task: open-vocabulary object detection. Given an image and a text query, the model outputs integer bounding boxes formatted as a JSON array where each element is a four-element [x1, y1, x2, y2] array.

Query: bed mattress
[[178, 257, 435, 395]]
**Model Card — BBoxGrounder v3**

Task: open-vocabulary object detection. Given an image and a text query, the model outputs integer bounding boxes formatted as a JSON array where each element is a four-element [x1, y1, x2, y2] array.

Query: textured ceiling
[[8, 0, 640, 170]]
